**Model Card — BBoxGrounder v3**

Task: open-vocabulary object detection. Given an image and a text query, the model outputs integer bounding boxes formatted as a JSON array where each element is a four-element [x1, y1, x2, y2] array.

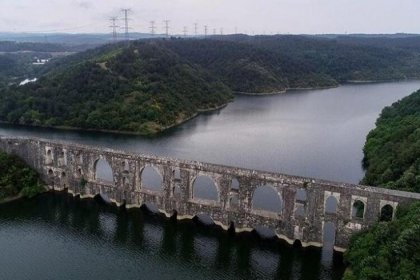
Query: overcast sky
[[0, 0, 419, 35]]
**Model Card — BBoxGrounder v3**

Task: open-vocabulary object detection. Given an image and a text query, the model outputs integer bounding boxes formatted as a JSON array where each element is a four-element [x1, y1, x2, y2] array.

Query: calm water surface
[[2, 81, 420, 183], [1, 81, 420, 279]]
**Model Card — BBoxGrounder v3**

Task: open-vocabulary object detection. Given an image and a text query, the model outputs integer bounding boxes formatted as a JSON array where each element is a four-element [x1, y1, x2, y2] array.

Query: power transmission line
[[204, 25, 208, 37], [121, 8, 131, 42], [183, 26, 188, 37], [163, 20, 170, 38], [150, 21, 156, 36], [194, 23, 198, 36], [109, 17, 119, 41]]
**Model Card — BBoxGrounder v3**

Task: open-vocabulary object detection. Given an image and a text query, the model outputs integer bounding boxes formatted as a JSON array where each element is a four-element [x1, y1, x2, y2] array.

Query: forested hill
[[211, 35, 420, 85], [361, 89, 420, 193], [0, 41, 233, 135], [344, 90, 420, 280], [2, 36, 420, 135]]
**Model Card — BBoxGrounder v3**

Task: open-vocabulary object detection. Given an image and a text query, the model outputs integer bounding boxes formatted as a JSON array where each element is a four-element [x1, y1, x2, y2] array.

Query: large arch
[[325, 196, 338, 214], [94, 158, 114, 184], [141, 166, 163, 192], [251, 184, 282, 213], [192, 175, 218, 201], [352, 200, 365, 219], [322, 221, 336, 264]]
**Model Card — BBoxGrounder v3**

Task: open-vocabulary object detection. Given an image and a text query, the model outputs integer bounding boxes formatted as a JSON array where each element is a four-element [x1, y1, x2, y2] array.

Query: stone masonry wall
[[1, 136, 419, 251]]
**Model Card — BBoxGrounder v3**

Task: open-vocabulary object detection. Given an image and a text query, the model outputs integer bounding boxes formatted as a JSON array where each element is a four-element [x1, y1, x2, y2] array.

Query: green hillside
[[0, 41, 232, 135], [2, 36, 420, 135], [362, 89, 420, 193], [344, 89, 420, 279]]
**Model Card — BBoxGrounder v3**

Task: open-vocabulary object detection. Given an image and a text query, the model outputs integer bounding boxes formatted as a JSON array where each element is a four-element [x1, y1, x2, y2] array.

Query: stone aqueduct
[[1, 136, 419, 251]]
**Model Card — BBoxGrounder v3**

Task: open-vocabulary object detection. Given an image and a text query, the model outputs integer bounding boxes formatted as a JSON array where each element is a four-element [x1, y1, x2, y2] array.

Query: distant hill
[[214, 35, 420, 84], [0, 32, 158, 46], [0, 41, 86, 87], [1, 35, 420, 134]]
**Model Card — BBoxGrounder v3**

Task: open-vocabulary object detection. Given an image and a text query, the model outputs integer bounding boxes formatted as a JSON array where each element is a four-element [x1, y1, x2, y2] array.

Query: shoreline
[[0, 102, 231, 138], [0, 194, 22, 205], [233, 85, 339, 96], [233, 77, 420, 96]]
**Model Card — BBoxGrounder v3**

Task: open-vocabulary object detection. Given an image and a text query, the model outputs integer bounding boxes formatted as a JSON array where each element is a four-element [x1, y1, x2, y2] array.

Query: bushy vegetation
[[343, 202, 420, 280], [0, 41, 233, 134], [345, 89, 420, 279], [362, 90, 420, 192], [0, 151, 45, 200]]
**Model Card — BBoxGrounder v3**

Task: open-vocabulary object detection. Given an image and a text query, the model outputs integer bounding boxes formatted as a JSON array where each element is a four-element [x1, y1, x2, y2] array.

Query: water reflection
[[0, 193, 345, 280]]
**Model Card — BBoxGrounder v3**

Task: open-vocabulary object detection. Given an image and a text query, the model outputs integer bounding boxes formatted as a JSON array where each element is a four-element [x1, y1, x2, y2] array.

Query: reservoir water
[[1, 81, 420, 279]]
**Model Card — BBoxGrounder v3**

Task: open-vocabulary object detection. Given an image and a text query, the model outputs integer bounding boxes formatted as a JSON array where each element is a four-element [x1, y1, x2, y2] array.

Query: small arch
[[352, 200, 365, 219], [78, 168, 82, 175], [380, 205, 394, 222], [192, 175, 218, 201], [143, 202, 160, 213], [231, 178, 240, 191], [295, 189, 307, 202], [170, 210, 178, 221], [325, 196, 338, 214], [173, 168, 181, 180], [61, 171, 66, 178], [295, 204, 305, 217], [46, 149, 53, 163], [173, 185, 182, 197], [123, 160, 129, 172], [254, 226, 276, 239], [94, 159, 114, 184], [252, 185, 282, 213], [228, 221, 235, 235], [48, 169, 53, 176], [141, 166, 163, 192], [229, 195, 239, 208], [194, 213, 215, 225], [98, 192, 112, 204], [293, 239, 302, 248]]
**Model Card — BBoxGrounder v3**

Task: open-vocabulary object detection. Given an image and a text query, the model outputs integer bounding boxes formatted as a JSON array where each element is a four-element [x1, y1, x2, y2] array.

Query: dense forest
[[344, 202, 420, 280], [0, 151, 45, 200], [2, 35, 420, 134], [344, 90, 420, 279], [362, 89, 420, 192], [0, 41, 232, 134], [216, 35, 420, 85]]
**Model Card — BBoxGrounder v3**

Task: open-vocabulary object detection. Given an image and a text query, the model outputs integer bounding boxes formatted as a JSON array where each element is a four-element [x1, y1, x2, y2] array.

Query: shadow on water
[[0, 192, 346, 280]]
